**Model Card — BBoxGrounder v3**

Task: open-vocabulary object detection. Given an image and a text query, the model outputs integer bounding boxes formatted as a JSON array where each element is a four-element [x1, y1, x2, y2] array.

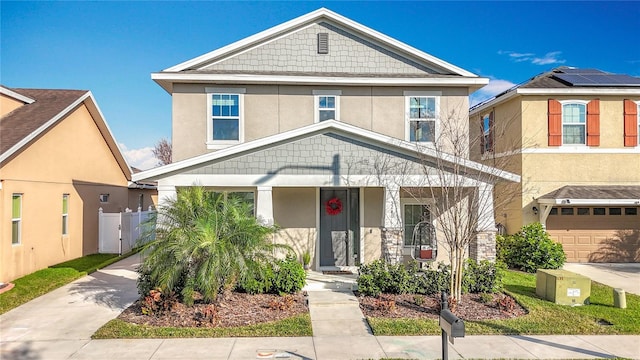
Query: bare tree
[[152, 138, 172, 166]]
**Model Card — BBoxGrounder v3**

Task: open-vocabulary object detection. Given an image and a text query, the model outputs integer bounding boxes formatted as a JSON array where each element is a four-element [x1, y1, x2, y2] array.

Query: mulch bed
[[117, 292, 308, 328], [358, 292, 527, 320]]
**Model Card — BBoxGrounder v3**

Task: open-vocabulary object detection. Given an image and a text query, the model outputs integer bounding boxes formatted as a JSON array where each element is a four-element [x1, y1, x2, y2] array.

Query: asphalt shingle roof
[[1, 87, 87, 155], [538, 185, 640, 200]]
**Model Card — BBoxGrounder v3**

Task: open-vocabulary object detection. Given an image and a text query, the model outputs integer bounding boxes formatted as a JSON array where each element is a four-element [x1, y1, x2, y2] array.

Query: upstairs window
[[480, 111, 494, 154], [207, 88, 245, 148], [12, 194, 22, 245], [407, 96, 438, 142], [313, 90, 340, 123], [562, 103, 586, 145]]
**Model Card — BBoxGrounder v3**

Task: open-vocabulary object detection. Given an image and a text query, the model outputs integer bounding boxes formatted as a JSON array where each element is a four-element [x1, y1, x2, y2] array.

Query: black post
[[441, 291, 448, 360]]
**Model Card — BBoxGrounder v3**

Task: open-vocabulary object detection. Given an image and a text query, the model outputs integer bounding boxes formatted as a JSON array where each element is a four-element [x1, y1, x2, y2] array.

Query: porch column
[[382, 185, 403, 264], [256, 186, 274, 226], [470, 183, 497, 262], [157, 184, 177, 209]]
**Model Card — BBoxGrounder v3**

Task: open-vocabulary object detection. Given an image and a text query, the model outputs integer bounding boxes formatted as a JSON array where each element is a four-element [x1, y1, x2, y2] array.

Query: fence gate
[[98, 207, 155, 254]]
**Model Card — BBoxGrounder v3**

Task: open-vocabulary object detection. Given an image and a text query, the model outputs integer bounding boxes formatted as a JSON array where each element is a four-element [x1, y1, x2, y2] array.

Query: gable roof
[[0, 86, 132, 179], [152, 8, 487, 92], [470, 67, 640, 115], [133, 120, 520, 183]]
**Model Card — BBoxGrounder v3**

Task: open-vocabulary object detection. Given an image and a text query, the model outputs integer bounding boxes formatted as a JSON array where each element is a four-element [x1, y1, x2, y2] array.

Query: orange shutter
[[586, 99, 600, 146], [624, 99, 638, 147], [488, 111, 495, 152], [548, 99, 562, 146]]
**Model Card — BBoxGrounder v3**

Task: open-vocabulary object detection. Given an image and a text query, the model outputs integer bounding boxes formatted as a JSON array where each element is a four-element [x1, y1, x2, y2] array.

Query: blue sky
[[2, 1, 639, 169]]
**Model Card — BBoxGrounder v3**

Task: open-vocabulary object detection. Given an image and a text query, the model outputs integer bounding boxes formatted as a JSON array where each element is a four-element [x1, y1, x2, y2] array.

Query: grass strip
[[92, 314, 313, 338], [368, 270, 640, 336], [0, 253, 123, 314]]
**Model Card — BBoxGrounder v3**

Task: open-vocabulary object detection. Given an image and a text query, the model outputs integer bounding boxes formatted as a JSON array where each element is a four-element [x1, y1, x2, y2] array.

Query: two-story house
[[134, 8, 518, 270], [470, 67, 640, 263]]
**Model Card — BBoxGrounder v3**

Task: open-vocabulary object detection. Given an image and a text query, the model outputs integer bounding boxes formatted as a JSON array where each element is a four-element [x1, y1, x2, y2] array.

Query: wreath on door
[[325, 197, 343, 216]]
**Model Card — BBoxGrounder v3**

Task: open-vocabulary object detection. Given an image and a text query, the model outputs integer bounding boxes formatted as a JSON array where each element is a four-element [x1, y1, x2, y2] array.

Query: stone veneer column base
[[469, 231, 497, 262], [381, 228, 403, 264]]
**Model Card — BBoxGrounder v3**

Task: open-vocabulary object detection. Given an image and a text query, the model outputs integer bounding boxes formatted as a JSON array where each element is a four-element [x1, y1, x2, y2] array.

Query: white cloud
[[119, 143, 158, 170], [499, 50, 565, 66], [532, 51, 566, 65], [470, 79, 517, 107]]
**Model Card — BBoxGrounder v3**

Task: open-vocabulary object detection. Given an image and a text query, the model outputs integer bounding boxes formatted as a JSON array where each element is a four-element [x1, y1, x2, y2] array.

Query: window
[[577, 208, 590, 215], [561, 208, 574, 216], [625, 208, 638, 216], [211, 94, 240, 140], [99, 194, 109, 203], [549, 207, 558, 215], [12, 194, 22, 244], [206, 88, 245, 148], [594, 207, 606, 215], [313, 90, 340, 123], [402, 203, 433, 248], [480, 111, 494, 153], [407, 96, 437, 142], [609, 208, 622, 215], [562, 103, 586, 145], [62, 194, 69, 236], [214, 191, 255, 215]]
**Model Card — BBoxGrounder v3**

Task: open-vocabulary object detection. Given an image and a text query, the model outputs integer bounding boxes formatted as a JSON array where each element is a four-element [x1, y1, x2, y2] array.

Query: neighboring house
[[134, 8, 518, 270], [469, 67, 640, 263], [0, 86, 151, 282]]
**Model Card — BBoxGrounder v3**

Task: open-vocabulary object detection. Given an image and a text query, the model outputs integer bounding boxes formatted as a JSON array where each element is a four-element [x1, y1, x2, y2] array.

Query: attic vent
[[317, 33, 329, 54]]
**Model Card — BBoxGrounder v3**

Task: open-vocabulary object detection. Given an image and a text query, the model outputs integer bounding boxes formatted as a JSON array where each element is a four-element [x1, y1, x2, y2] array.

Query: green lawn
[[93, 314, 313, 338], [368, 270, 640, 336], [0, 253, 124, 314]]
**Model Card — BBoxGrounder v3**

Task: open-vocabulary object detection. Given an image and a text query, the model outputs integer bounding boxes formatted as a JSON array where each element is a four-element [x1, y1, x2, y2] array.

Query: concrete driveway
[[563, 262, 640, 295]]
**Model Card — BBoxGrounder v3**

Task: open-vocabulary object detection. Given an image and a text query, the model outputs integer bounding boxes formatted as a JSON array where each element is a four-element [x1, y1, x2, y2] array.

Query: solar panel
[[558, 68, 607, 75], [553, 72, 640, 86]]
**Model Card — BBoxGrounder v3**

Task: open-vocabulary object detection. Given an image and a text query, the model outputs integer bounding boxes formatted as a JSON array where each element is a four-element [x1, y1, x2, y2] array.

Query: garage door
[[546, 206, 639, 263]]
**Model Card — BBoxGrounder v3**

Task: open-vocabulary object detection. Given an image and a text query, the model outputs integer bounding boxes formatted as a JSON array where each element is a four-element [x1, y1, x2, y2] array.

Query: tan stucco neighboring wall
[[0, 104, 130, 282], [362, 187, 383, 263], [1, 93, 24, 117], [171, 84, 472, 161], [272, 187, 317, 266]]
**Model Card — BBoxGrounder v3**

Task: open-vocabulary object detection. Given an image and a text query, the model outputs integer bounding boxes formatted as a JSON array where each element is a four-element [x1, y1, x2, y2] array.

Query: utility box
[[536, 269, 591, 306]]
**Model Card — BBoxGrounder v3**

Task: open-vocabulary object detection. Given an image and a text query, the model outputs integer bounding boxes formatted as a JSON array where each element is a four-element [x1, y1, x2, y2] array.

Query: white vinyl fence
[[98, 206, 156, 254]]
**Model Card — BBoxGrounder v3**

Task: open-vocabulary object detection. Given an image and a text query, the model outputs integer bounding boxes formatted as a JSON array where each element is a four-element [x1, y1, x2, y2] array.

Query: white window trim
[[559, 100, 589, 149], [313, 90, 341, 123], [12, 194, 22, 245], [400, 198, 436, 254], [206, 87, 246, 150], [62, 194, 69, 236], [404, 91, 441, 143]]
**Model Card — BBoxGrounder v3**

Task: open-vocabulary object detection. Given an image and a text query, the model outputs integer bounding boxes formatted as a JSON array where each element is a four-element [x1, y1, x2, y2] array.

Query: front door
[[319, 188, 360, 267]]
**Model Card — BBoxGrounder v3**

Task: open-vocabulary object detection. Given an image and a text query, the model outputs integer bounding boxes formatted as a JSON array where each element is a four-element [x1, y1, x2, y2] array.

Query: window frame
[[560, 100, 588, 146], [313, 90, 341, 123], [212, 190, 256, 216], [62, 194, 69, 236], [12, 194, 22, 245], [480, 111, 494, 154], [400, 198, 436, 254], [404, 91, 440, 143], [206, 87, 246, 149]]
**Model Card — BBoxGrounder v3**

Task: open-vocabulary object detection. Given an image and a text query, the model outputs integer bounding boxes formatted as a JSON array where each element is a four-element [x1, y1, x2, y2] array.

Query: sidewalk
[[1, 256, 639, 360]]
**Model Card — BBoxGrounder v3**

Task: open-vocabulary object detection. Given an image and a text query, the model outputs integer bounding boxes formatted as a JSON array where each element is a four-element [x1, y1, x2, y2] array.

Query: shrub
[[141, 288, 178, 316], [358, 259, 392, 296], [356, 273, 381, 297], [413, 262, 451, 295], [462, 259, 505, 294], [237, 262, 275, 295], [478, 292, 494, 304], [272, 255, 306, 294], [498, 223, 566, 273]]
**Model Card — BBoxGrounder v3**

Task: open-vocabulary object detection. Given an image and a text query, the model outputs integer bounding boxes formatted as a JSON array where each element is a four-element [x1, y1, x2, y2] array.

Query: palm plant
[[138, 186, 288, 305]]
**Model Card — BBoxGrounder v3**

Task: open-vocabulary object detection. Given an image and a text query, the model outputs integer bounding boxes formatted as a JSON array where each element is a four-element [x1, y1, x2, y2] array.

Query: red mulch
[[358, 292, 527, 320]]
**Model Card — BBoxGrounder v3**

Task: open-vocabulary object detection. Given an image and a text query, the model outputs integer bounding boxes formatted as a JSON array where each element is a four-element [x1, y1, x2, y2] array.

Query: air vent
[[317, 33, 328, 54]]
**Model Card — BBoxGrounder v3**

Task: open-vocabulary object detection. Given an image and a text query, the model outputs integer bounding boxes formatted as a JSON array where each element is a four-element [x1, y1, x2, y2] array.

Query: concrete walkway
[[563, 262, 640, 295], [1, 257, 639, 360]]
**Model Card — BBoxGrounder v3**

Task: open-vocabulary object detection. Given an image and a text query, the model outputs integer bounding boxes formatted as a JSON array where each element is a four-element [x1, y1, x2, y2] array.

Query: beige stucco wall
[[272, 187, 317, 267], [1, 93, 24, 117], [362, 187, 383, 263], [0, 104, 130, 282], [171, 84, 471, 161]]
